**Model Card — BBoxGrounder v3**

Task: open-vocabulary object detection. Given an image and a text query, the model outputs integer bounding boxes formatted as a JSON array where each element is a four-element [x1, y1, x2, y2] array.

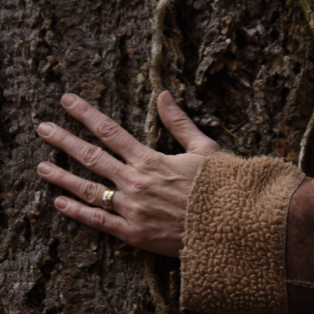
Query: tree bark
[[1, 0, 314, 313]]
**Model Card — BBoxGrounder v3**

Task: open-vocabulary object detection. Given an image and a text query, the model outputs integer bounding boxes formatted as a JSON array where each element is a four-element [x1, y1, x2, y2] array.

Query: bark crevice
[[1, 0, 314, 312]]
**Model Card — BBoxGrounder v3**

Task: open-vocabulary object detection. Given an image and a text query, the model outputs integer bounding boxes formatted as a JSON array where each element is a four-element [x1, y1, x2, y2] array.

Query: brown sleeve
[[287, 176, 314, 313], [180, 152, 305, 313]]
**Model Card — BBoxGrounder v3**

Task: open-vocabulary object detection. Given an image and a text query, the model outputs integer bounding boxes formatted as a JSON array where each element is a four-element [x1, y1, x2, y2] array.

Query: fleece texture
[[180, 152, 305, 313]]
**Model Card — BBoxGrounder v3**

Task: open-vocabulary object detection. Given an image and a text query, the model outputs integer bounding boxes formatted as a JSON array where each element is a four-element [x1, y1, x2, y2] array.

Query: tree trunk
[[1, 0, 314, 313]]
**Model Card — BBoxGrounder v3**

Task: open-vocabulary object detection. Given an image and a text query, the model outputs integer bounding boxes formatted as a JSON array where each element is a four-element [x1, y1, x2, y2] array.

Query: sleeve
[[287, 177, 314, 314], [179, 151, 305, 314]]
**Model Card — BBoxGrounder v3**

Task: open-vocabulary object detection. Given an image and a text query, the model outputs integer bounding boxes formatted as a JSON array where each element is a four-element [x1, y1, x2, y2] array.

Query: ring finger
[[37, 162, 129, 216]]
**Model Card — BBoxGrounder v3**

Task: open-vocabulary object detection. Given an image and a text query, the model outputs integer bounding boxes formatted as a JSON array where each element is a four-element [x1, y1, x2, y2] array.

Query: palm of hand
[[37, 91, 220, 257]]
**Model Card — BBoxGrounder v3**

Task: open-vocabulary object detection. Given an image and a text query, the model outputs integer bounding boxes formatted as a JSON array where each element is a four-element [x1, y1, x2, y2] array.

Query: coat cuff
[[180, 152, 304, 313]]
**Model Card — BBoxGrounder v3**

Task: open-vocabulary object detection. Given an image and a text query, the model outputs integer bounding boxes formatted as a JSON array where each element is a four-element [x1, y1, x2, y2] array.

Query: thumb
[[157, 91, 220, 155]]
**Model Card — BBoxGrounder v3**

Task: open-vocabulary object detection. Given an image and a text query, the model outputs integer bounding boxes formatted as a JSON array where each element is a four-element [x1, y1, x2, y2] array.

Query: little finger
[[54, 197, 130, 240]]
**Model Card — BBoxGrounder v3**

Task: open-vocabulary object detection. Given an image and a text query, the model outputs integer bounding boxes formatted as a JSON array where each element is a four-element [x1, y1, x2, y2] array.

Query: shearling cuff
[[180, 152, 305, 313]]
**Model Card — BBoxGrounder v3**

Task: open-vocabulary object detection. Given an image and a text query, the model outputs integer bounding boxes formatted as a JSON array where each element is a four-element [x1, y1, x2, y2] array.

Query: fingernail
[[38, 163, 54, 175], [55, 198, 68, 211], [160, 91, 176, 107], [62, 94, 77, 107], [38, 123, 54, 136]]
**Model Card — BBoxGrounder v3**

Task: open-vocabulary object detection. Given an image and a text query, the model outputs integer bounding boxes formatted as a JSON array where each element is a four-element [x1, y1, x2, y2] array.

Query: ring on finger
[[102, 188, 116, 211]]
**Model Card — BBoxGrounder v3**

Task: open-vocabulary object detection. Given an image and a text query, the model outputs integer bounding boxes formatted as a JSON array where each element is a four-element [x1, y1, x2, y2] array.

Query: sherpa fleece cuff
[[180, 151, 305, 313]]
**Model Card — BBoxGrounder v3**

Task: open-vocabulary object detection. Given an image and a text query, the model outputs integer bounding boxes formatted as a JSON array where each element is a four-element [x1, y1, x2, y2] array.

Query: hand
[[37, 91, 220, 257]]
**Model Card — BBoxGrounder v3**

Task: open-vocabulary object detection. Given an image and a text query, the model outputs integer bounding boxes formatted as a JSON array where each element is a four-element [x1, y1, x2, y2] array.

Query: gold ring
[[102, 189, 116, 211]]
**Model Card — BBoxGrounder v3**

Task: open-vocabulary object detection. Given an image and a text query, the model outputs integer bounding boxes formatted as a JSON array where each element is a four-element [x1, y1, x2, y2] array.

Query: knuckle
[[139, 152, 163, 170], [81, 145, 103, 167], [98, 119, 120, 141], [170, 113, 190, 130], [126, 226, 145, 247], [128, 177, 151, 195], [90, 211, 105, 230], [130, 202, 146, 216], [186, 140, 200, 153], [72, 205, 83, 221], [82, 182, 99, 203], [58, 133, 69, 147], [76, 101, 91, 119], [57, 169, 68, 182]]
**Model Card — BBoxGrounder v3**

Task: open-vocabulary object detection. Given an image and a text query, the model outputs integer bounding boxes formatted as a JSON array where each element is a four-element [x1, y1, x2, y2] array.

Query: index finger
[[61, 94, 154, 164]]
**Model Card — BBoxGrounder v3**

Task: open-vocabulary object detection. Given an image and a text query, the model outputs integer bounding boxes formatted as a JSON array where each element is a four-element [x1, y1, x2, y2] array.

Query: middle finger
[[60, 94, 155, 165], [37, 122, 130, 187]]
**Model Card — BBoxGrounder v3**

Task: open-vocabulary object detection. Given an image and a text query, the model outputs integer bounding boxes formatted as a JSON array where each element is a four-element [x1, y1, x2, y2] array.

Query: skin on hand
[[37, 91, 220, 257]]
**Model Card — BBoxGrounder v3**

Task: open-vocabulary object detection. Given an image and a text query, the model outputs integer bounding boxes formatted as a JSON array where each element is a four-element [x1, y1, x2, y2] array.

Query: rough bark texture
[[1, 0, 314, 313]]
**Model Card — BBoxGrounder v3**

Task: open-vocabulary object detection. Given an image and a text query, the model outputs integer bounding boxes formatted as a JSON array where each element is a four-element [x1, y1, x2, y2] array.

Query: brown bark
[[1, 0, 314, 313]]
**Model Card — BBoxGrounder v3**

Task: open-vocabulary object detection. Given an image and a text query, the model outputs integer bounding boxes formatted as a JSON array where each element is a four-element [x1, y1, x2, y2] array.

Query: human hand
[[37, 91, 220, 257]]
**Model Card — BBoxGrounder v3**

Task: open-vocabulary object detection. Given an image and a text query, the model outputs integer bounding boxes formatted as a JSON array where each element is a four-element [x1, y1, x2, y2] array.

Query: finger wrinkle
[[81, 146, 103, 167], [76, 103, 92, 120]]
